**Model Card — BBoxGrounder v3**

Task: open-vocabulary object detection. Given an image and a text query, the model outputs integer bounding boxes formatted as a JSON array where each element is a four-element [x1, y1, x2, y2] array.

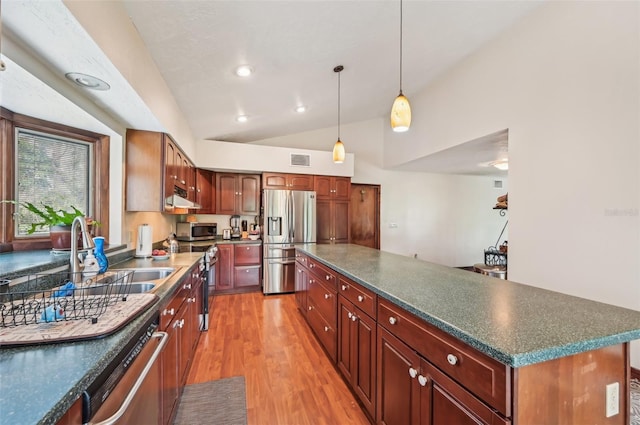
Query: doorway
[[350, 184, 380, 249]]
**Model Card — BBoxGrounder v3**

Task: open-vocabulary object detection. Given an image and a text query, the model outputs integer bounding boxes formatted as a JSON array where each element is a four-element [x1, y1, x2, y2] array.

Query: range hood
[[165, 185, 201, 210]]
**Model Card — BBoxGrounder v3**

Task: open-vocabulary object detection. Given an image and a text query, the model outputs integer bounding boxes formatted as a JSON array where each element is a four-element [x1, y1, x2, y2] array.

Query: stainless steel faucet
[[70, 216, 96, 283]]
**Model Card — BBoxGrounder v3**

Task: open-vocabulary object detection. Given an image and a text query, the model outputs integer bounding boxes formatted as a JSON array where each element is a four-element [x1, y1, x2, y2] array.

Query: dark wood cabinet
[[215, 242, 262, 293], [195, 169, 215, 213], [338, 296, 376, 421], [295, 261, 308, 314], [315, 176, 351, 200], [125, 129, 196, 213], [262, 172, 314, 190], [215, 173, 261, 215], [317, 199, 350, 244]]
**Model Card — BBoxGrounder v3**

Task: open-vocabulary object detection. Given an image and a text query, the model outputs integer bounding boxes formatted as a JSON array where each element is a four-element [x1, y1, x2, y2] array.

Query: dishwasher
[[82, 312, 168, 425]]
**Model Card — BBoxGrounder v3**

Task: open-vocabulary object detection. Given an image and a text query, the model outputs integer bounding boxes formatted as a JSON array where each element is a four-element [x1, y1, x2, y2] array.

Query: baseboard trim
[[631, 367, 640, 381]]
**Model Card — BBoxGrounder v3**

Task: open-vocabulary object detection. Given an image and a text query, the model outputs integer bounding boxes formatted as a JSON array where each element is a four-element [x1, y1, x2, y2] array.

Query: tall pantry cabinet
[[315, 176, 350, 244]]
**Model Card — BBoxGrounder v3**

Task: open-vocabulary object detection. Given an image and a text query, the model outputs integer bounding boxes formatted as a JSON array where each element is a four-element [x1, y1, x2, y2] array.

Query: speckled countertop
[[0, 252, 203, 425], [297, 244, 640, 368]]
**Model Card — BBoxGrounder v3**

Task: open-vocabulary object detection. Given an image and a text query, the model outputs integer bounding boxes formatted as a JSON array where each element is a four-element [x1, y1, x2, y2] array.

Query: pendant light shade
[[333, 65, 345, 164], [333, 139, 345, 163], [390, 0, 411, 132]]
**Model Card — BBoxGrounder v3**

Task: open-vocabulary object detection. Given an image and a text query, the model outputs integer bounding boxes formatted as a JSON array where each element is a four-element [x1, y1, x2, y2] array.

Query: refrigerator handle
[[290, 191, 295, 241]]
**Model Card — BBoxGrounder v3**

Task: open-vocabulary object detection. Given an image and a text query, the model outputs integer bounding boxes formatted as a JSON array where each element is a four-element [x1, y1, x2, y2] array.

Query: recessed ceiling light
[[295, 105, 306, 113], [235, 65, 253, 77], [65, 72, 110, 91], [236, 115, 248, 123]]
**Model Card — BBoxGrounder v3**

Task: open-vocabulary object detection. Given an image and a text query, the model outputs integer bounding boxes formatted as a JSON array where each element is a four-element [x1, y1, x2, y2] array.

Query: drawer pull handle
[[246, 270, 250, 273], [325, 275, 330, 280], [163, 308, 175, 316], [388, 316, 397, 325], [357, 295, 364, 302], [308, 306, 313, 311], [324, 293, 330, 299], [347, 312, 353, 319], [341, 284, 347, 291], [447, 354, 458, 365], [408, 367, 418, 378], [418, 375, 429, 387], [183, 284, 192, 290], [310, 264, 314, 268], [324, 326, 330, 332], [351, 314, 357, 322]]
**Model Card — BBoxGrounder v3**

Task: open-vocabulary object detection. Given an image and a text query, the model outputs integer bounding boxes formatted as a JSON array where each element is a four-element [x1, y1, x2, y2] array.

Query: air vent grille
[[290, 154, 310, 167], [494, 180, 503, 189]]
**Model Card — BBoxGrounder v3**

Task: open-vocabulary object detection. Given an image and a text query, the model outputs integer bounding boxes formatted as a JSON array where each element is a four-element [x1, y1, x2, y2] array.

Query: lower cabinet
[[160, 263, 203, 425], [216, 242, 262, 293], [377, 326, 509, 425], [337, 296, 376, 421], [295, 263, 308, 313]]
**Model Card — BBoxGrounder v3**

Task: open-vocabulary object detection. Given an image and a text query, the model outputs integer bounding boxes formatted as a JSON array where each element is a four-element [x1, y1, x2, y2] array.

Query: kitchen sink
[[110, 267, 176, 283], [78, 282, 156, 296]]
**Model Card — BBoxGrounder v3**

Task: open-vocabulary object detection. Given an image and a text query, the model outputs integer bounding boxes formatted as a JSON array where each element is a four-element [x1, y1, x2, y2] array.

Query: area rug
[[632, 379, 640, 425], [174, 376, 247, 425]]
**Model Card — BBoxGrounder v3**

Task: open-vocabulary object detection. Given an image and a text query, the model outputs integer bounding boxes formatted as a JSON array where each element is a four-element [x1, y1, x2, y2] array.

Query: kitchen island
[[0, 252, 203, 425], [295, 243, 640, 424]]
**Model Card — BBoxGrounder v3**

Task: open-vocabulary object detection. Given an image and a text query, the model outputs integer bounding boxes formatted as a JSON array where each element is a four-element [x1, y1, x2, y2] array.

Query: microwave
[[176, 222, 217, 241]]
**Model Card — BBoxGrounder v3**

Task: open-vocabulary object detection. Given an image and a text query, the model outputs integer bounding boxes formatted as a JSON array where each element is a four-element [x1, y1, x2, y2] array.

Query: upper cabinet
[[126, 129, 196, 212], [314, 176, 351, 200], [195, 169, 215, 214], [262, 172, 314, 191], [215, 173, 261, 215]]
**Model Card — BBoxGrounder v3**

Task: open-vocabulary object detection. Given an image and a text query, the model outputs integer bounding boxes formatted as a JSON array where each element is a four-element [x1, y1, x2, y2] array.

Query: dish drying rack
[[0, 271, 135, 328]]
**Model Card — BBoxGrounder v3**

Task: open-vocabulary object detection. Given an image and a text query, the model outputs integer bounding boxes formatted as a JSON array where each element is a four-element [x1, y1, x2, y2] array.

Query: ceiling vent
[[494, 180, 503, 189], [290, 153, 310, 167]]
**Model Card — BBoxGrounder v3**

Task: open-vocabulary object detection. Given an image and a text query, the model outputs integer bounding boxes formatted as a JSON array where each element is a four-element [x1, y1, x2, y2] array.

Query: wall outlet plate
[[605, 382, 619, 418]]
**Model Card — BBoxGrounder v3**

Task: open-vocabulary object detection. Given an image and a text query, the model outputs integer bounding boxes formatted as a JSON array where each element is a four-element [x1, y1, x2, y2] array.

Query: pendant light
[[390, 0, 411, 132], [333, 65, 346, 164]]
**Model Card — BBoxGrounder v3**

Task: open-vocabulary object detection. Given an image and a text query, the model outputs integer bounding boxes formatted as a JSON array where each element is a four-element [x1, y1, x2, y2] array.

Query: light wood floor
[[187, 292, 371, 425]]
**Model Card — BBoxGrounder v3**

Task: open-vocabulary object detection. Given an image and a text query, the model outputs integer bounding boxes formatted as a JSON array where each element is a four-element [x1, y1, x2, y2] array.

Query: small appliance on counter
[[230, 215, 242, 239], [176, 222, 217, 241], [222, 228, 232, 240], [135, 224, 153, 258]]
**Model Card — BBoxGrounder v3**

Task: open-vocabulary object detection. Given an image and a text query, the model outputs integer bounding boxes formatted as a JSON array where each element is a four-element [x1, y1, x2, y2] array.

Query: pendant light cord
[[399, 0, 403, 94], [334, 65, 343, 140]]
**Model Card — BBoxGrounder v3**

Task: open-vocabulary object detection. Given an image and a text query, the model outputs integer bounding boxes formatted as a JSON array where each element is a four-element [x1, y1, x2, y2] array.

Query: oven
[[178, 241, 218, 331], [82, 313, 167, 424]]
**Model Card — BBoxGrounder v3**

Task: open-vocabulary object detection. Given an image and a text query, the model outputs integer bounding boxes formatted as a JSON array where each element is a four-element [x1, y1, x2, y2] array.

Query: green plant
[[2, 201, 90, 234]]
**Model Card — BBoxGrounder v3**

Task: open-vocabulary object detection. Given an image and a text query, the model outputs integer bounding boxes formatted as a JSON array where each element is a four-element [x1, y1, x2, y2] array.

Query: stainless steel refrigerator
[[262, 190, 316, 294]]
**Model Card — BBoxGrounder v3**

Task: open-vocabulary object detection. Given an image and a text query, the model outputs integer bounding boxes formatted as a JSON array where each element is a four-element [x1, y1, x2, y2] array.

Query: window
[[0, 107, 110, 251], [15, 129, 93, 237]]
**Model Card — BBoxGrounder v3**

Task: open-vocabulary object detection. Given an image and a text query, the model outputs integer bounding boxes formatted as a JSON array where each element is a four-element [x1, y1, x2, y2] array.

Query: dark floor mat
[[174, 376, 247, 425]]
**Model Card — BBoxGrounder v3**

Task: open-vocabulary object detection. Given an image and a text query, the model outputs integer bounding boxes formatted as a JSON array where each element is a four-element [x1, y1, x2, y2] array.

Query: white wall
[[383, 2, 640, 362], [251, 118, 507, 266]]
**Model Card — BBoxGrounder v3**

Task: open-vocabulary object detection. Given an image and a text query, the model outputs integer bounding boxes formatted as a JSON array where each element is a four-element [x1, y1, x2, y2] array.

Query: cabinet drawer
[[338, 277, 376, 319], [161, 288, 186, 329], [234, 265, 261, 287], [307, 277, 337, 327], [378, 299, 510, 416], [307, 296, 337, 362], [234, 244, 261, 265], [306, 257, 337, 290]]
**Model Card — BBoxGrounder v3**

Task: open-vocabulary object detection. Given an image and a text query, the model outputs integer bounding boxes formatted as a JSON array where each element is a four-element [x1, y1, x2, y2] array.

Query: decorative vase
[[93, 236, 109, 273], [50, 225, 73, 250]]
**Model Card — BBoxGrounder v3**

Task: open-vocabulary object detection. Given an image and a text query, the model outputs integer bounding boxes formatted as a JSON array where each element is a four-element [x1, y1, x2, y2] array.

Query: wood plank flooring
[[187, 292, 371, 425]]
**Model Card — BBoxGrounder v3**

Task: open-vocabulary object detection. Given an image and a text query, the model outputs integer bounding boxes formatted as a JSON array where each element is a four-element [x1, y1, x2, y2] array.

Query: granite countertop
[[0, 252, 203, 425], [297, 244, 640, 368]]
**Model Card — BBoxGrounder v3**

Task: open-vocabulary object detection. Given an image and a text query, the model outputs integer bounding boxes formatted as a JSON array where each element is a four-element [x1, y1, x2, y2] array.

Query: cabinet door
[[164, 135, 177, 201], [216, 173, 238, 214], [186, 162, 196, 201], [161, 320, 180, 425], [338, 297, 376, 420], [234, 265, 261, 287], [333, 177, 351, 200], [289, 174, 314, 190], [262, 172, 288, 189], [215, 244, 234, 291], [316, 199, 333, 244], [295, 264, 308, 313], [420, 359, 508, 425], [333, 200, 350, 243], [175, 150, 185, 188], [377, 326, 421, 425], [314, 175, 333, 199], [234, 244, 261, 265], [238, 174, 261, 215], [195, 169, 214, 214], [177, 302, 192, 386]]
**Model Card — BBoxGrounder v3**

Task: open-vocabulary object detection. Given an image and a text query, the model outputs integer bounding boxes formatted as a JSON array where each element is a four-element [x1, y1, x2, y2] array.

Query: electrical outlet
[[606, 382, 619, 417]]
